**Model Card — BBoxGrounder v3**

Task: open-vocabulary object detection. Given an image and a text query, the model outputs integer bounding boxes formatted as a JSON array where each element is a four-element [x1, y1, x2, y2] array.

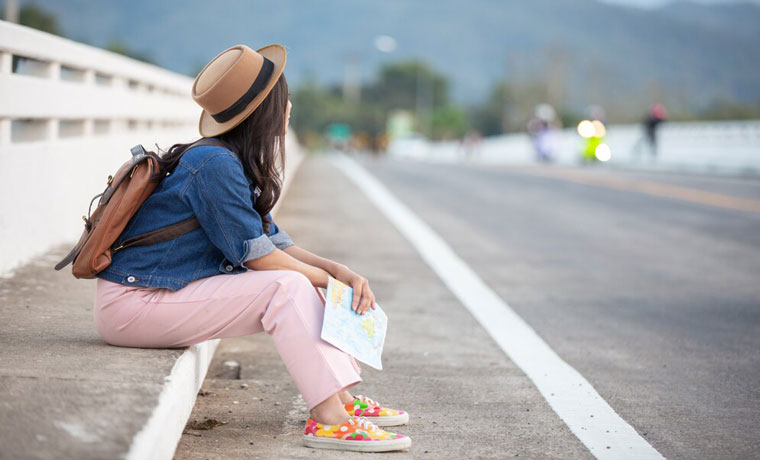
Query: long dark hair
[[157, 74, 289, 233]]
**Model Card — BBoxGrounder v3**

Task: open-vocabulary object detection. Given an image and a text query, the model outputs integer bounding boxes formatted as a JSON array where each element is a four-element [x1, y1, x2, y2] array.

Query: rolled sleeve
[[269, 228, 294, 249], [264, 212, 295, 250], [181, 153, 276, 267], [243, 234, 277, 262]]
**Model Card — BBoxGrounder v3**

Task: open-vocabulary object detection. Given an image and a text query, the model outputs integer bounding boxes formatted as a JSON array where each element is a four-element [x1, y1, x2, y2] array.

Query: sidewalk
[[173, 153, 591, 459], [0, 246, 209, 459], [0, 147, 303, 460]]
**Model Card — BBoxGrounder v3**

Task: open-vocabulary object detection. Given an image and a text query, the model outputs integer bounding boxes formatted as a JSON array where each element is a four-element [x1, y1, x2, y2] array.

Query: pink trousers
[[93, 269, 362, 411]]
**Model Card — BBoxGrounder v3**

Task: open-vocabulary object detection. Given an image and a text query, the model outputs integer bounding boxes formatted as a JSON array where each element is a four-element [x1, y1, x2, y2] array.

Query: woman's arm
[[244, 248, 330, 288], [282, 245, 344, 276], [283, 245, 377, 315]]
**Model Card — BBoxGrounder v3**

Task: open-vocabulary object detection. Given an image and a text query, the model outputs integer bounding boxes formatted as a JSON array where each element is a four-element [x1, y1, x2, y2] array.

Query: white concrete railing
[[389, 120, 760, 175], [0, 20, 201, 276], [0, 21, 306, 459], [0, 20, 304, 277]]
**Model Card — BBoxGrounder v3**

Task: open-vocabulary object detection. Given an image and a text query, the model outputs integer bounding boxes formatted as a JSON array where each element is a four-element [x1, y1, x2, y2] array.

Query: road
[[175, 153, 760, 459], [359, 155, 760, 459]]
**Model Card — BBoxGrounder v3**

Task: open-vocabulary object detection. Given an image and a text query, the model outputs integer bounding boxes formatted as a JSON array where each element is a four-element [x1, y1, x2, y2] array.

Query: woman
[[93, 44, 411, 453]]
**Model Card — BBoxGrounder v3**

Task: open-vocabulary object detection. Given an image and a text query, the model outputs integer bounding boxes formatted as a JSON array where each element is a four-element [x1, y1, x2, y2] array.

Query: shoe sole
[[303, 435, 412, 452], [365, 412, 410, 427]]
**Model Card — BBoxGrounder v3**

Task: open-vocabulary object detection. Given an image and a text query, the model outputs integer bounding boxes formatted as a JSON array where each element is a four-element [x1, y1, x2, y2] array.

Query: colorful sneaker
[[302, 416, 411, 452], [344, 394, 409, 426]]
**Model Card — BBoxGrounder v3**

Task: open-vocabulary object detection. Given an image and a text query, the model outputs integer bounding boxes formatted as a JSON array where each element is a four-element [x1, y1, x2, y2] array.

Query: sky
[[602, 0, 760, 6], [7, 0, 760, 112]]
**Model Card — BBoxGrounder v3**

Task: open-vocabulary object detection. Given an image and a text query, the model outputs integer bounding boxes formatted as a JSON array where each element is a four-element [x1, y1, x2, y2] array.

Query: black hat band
[[210, 57, 275, 123]]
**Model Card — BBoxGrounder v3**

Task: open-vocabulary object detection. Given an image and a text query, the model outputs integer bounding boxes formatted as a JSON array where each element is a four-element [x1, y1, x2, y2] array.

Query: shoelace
[[348, 416, 378, 432], [355, 394, 378, 406]]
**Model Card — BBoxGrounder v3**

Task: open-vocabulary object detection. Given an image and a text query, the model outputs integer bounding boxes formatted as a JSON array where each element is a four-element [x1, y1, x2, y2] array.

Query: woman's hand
[[332, 264, 377, 315]]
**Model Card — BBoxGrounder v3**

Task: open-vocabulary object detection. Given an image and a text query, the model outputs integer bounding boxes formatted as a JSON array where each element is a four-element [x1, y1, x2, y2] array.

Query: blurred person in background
[[633, 103, 667, 159], [527, 103, 561, 162], [462, 129, 483, 160], [646, 103, 667, 156]]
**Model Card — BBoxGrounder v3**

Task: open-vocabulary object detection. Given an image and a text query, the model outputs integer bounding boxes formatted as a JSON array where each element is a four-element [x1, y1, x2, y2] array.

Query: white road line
[[330, 154, 666, 460]]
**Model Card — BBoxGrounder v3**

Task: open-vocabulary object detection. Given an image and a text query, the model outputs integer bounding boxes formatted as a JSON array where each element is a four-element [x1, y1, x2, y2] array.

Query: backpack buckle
[[130, 145, 147, 158]]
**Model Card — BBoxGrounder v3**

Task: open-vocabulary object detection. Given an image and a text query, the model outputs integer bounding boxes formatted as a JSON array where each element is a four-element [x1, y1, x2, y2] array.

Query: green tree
[[291, 59, 457, 149], [470, 82, 512, 136], [470, 78, 568, 135], [364, 60, 449, 113], [19, 3, 61, 36], [698, 98, 760, 121], [431, 105, 468, 140]]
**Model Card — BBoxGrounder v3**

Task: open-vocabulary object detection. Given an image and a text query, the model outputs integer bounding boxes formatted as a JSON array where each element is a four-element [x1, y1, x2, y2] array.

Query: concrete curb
[[126, 340, 221, 460]]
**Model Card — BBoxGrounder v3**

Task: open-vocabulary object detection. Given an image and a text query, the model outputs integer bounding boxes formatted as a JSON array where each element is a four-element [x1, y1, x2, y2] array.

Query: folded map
[[320, 277, 388, 370]]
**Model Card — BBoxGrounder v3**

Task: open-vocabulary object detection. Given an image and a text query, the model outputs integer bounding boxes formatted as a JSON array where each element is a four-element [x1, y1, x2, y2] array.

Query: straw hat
[[192, 44, 287, 137]]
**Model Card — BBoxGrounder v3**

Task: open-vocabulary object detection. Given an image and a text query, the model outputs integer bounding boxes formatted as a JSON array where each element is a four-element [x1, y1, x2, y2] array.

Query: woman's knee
[[273, 270, 314, 294], [260, 270, 321, 333]]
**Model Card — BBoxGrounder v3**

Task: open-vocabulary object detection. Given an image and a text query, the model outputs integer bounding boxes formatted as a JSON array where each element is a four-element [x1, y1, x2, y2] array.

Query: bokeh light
[[592, 120, 607, 137], [373, 35, 397, 53], [577, 120, 595, 138], [595, 143, 612, 162]]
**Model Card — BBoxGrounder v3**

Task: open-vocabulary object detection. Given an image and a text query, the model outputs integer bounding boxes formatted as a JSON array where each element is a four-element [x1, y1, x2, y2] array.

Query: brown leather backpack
[[54, 138, 224, 278]]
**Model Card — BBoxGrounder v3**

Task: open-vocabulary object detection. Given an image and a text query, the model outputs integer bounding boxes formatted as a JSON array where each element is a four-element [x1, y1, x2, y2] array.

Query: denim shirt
[[96, 139, 294, 291]]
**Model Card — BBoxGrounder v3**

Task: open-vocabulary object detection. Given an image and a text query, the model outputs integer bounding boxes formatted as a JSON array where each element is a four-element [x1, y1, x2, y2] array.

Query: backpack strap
[[54, 226, 90, 271], [191, 137, 231, 151], [111, 216, 200, 253]]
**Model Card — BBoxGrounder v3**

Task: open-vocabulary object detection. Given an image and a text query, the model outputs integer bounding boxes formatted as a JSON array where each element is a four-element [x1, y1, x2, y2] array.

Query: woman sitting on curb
[[93, 44, 411, 453]]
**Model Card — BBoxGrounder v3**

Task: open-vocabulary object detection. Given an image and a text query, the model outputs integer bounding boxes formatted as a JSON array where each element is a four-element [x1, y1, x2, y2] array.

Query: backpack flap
[[72, 154, 162, 278]]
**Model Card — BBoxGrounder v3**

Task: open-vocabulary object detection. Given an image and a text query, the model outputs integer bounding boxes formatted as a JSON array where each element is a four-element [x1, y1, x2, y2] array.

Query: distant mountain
[[661, 1, 760, 41], [14, 0, 760, 118]]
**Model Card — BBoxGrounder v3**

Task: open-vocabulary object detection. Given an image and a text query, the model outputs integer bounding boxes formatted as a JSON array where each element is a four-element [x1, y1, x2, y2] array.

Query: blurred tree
[[292, 59, 455, 148], [106, 39, 156, 65], [291, 79, 349, 149], [469, 82, 512, 136], [364, 60, 449, 112], [470, 77, 572, 135], [698, 98, 760, 120], [18, 3, 61, 36], [431, 105, 468, 140]]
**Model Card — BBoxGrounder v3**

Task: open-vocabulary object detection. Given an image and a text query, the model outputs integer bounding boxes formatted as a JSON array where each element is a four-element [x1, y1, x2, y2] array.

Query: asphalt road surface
[[175, 154, 759, 459], [358, 155, 760, 459]]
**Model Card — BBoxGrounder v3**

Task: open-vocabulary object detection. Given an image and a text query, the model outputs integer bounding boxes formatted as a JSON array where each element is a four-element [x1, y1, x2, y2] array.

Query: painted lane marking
[[512, 167, 760, 214], [330, 154, 666, 460]]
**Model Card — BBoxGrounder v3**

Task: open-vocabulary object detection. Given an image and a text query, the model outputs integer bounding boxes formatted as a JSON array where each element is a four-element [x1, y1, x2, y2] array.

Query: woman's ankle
[[309, 410, 350, 425], [309, 392, 352, 425], [338, 390, 356, 404]]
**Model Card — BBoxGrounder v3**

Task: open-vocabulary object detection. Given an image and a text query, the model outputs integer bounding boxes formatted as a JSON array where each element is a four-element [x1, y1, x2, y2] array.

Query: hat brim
[[198, 44, 287, 137]]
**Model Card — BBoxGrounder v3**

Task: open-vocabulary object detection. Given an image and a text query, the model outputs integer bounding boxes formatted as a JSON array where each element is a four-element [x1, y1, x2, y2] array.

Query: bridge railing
[[0, 20, 193, 275], [389, 119, 760, 175], [0, 20, 305, 460], [0, 20, 303, 276]]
